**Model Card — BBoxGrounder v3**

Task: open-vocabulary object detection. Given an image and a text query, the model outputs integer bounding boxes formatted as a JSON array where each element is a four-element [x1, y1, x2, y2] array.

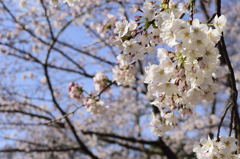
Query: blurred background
[[0, 0, 239, 158]]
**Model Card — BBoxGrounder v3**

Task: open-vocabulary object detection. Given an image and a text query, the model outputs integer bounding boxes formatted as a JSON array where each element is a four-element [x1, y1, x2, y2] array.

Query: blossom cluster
[[112, 1, 226, 135], [151, 112, 177, 136], [93, 72, 109, 92], [82, 96, 106, 114], [68, 82, 83, 100], [111, 20, 138, 86], [193, 136, 240, 159], [68, 72, 109, 114]]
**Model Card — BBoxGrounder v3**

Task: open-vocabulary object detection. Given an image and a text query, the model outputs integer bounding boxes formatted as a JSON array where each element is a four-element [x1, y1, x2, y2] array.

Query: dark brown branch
[[0, 122, 64, 128], [0, 101, 54, 118], [0, 136, 47, 147], [190, 0, 196, 24], [216, 0, 240, 142], [43, 65, 98, 159], [40, 0, 54, 39], [101, 138, 161, 155], [0, 1, 114, 67], [0, 147, 82, 153], [216, 0, 221, 16], [0, 109, 52, 121], [200, 0, 210, 20], [0, 42, 94, 78], [56, 40, 115, 66], [42, 24, 98, 159], [83, 130, 178, 159]]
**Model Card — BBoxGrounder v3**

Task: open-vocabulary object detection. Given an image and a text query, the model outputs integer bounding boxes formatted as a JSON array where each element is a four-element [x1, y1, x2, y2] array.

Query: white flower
[[218, 136, 238, 153], [207, 28, 221, 44], [185, 49, 202, 58], [68, 82, 83, 100], [158, 82, 178, 96], [187, 19, 209, 50], [144, 65, 171, 85], [193, 136, 240, 159], [114, 20, 129, 37], [83, 97, 106, 114], [162, 111, 177, 125], [93, 72, 109, 92], [116, 54, 131, 67], [122, 39, 144, 61], [143, 2, 155, 21], [63, 0, 76, 6], [199, 46, 220, 73], [160, 30, 177, 46], [139, 33, 150, 46], [157, 48, 174, 70], [189, 37, 208, 50], [128, 21, 138, 31], [191, 19, 208, 36], [185, 87, 204, 106], [154, 14, 163, 27], [172, 19, 190, 41], [150, 113, 172, 136], [177, 28, 191, 44], [148, 27, 161, 44], [160, 17, 178, 46], [193, 137, 218, 159], [214, 15, 227, 32], [113, 65, 136, 86]]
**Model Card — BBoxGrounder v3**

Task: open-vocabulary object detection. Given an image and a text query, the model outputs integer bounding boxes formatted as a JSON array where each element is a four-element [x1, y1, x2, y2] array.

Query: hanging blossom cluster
[[111, 20, 139, 86], [112, 1, 227, 135], [68, 82, 83, 100], [193, 136, 240, 159], [68, 72, 109, 114], [93, 72, 109, 92], [150, 111, 177, 136]]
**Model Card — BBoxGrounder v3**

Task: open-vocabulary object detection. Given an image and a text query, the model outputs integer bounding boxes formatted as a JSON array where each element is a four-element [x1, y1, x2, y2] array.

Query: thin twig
[[217, 102, 233, 140]]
